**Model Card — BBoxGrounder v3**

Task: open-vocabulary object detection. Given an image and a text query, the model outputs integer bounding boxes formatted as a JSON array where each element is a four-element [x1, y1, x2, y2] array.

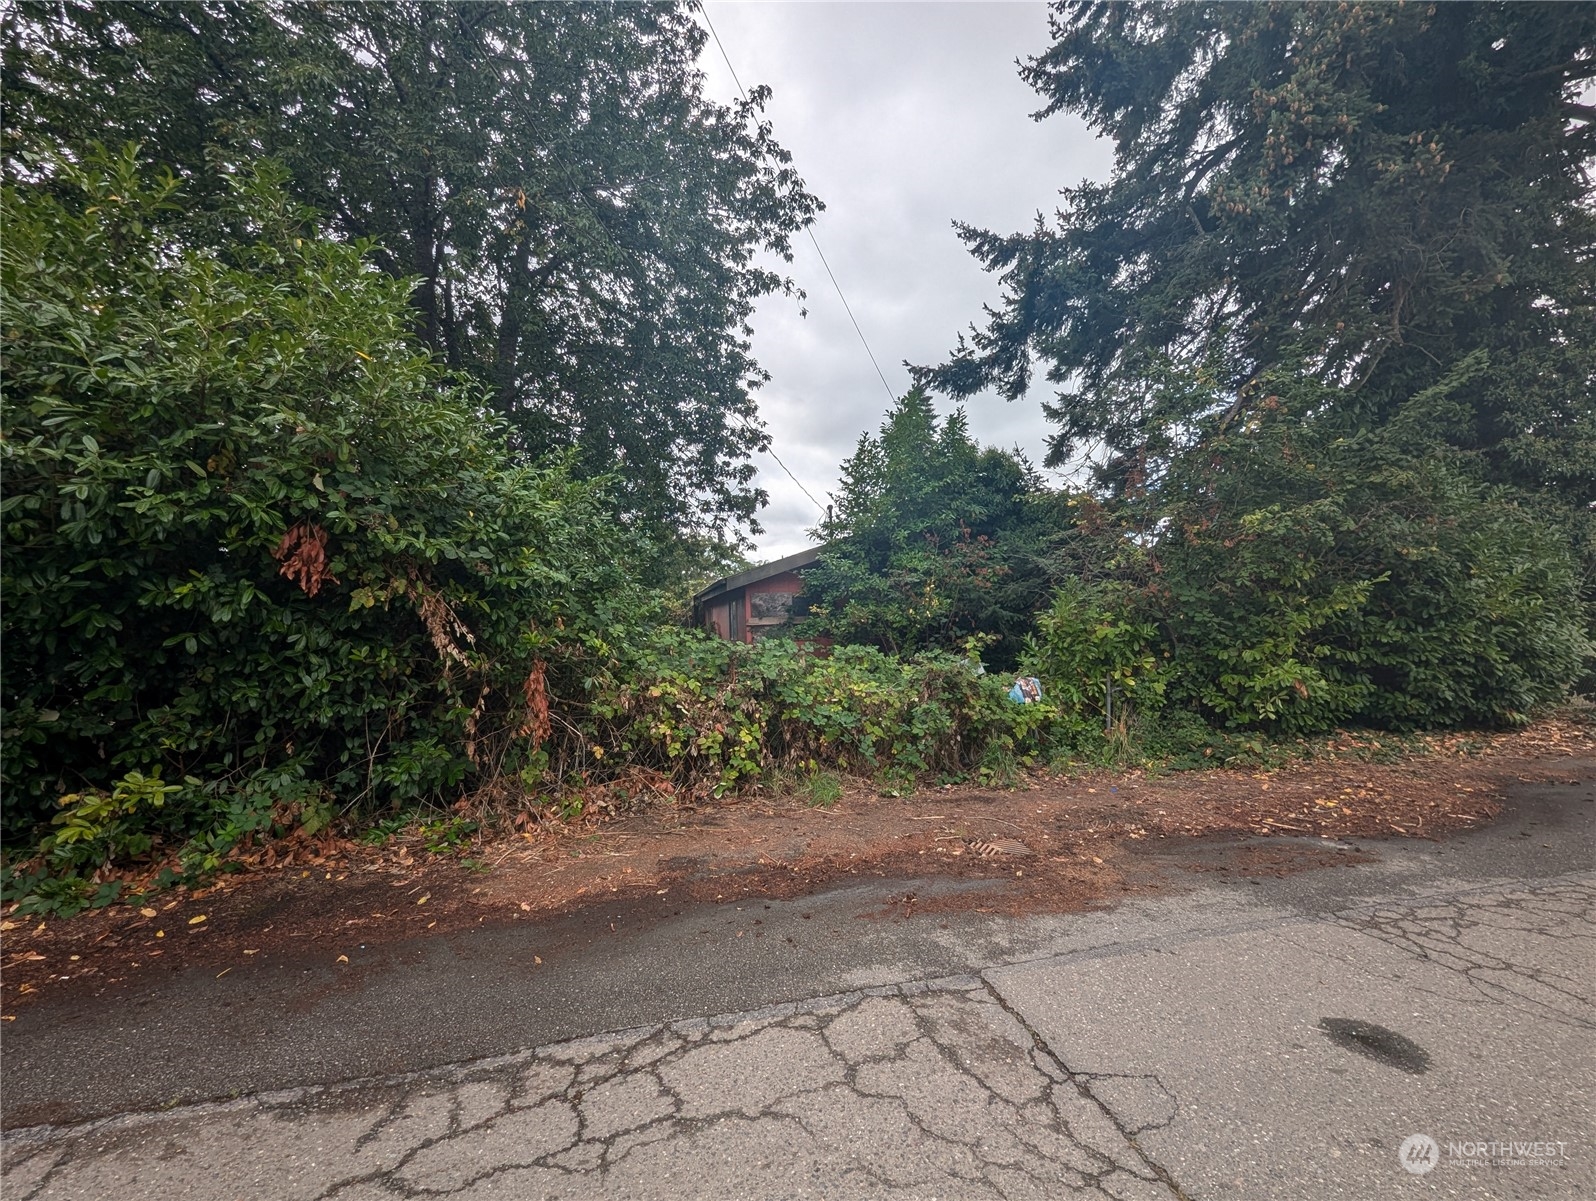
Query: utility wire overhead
[[762, 443, 826, 514], [698, 2, 901, 409]]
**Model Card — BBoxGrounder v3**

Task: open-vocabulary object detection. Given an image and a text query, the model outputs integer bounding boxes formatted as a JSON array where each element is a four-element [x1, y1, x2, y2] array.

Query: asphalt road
[[3, 766, 1593, 1199]]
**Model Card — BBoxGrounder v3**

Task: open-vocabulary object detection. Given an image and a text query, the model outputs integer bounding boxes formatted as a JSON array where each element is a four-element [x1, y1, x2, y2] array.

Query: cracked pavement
[[5, 977, 1177, 1200], [4, 770, 1594, 1198]]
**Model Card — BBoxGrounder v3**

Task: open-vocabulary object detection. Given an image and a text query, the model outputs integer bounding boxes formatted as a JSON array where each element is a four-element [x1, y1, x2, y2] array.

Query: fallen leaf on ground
[[188, 915, 207, 925], [139, 908, 157, 918], [417, 895, 429, 905], [336, 954, 349, 964]]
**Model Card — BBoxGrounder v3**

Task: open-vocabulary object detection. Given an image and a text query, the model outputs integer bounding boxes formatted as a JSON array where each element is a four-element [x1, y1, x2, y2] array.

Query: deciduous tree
[[5, 1, 821, 550]]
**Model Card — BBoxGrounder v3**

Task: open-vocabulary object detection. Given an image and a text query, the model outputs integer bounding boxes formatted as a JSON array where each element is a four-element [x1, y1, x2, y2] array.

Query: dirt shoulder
[[3, 719, 1592, 1014]]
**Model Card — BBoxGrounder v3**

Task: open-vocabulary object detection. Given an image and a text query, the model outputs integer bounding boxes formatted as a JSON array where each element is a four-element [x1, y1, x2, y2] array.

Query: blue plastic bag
[[1008, 676, 1042, 704]]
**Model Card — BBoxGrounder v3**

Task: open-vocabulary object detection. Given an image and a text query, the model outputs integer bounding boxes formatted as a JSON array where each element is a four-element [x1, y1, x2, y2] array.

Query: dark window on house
[[750, 591, 793, 620]]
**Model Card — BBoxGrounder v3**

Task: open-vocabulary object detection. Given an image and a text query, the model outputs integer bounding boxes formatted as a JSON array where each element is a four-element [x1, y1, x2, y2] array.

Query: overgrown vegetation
[[2, 1, 1591, 914], [800, 389, 1064, 667], [921, 2, 1596, 713], [598, 632, 1059, 796], [1, 152, 647, 909]]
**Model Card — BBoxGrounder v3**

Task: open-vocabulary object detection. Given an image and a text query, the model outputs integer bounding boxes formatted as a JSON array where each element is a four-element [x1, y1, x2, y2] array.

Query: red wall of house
[[701, 571, 805, 644]]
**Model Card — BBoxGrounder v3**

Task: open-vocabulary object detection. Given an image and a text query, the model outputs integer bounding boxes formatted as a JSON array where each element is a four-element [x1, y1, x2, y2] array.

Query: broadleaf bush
[[1, 148, 639, 884], [584, 631, 1056, 797]]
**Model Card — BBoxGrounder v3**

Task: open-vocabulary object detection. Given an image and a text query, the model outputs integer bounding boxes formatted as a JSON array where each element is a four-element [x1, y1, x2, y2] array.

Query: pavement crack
[[1330, 880, 1596, 1029], [978, 973, 1193, 1200]]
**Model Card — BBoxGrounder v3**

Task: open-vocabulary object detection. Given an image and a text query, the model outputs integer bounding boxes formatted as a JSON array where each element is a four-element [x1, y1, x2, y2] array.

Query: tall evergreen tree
[[921, 2, 1594, 725], [804, 389, 1054, 663], [923, 1, 1596, 504]]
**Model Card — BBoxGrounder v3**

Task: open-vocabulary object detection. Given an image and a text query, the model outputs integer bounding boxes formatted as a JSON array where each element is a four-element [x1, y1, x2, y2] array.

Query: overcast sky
[[695, 2, 1114, 560]]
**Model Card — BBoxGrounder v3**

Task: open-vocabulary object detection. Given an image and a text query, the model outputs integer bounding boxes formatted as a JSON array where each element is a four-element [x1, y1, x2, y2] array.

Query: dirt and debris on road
[[3, 719, 1593, 1012]]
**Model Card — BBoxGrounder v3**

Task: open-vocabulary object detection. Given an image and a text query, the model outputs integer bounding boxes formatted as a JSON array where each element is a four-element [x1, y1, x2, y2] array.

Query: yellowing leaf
[[416, 895, 429, 905], [0, 920, 17, 932], [188, 914, 207, 925], [156, 929, 165, 938]]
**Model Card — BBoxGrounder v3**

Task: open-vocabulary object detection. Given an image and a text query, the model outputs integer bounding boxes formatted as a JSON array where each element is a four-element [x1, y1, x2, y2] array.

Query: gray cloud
[[697, 2, 1112, 558]]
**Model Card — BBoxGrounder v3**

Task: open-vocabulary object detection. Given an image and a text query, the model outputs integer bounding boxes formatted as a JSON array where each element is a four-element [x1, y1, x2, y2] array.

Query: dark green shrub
[[1144, 376, 1590, 732], [1, 149, 638, 867]]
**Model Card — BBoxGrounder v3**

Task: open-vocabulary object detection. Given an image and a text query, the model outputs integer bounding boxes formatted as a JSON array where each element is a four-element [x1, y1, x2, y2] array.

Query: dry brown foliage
[[414, 581, 474, 668], [272, 521, 337, 597], [462, 683, 492, 766], [518, 659, 552, 749]]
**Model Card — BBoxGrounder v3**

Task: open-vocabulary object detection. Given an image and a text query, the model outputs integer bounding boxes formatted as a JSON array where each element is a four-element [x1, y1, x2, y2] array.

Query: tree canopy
[[923, 0, 1596, 504], [919, 1, 1594, 730], [803, 389, 1057, 664], [4, 1, 821, 549]]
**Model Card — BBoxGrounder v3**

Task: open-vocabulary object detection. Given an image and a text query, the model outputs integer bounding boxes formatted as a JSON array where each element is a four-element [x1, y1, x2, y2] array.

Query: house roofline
[[692, 545, 824, 606]]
